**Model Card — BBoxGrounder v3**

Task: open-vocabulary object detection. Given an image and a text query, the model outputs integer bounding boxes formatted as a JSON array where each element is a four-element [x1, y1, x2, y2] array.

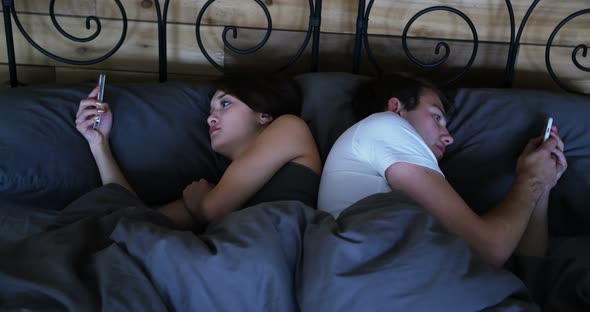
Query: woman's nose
[[207, 115, 218, 127]]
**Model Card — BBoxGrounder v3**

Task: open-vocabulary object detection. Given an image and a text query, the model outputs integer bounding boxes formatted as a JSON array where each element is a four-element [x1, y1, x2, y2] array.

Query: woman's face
[[207, 90, 264, 158]]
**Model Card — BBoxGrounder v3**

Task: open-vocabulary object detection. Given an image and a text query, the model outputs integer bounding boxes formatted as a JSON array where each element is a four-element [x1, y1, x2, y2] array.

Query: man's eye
[[433, 114, 441, 121]]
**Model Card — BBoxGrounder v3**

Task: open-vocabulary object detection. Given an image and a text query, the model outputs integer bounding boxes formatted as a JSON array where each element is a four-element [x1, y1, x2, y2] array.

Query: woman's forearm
[[90, 141, 136, 195], [159, 199, 207, 230]]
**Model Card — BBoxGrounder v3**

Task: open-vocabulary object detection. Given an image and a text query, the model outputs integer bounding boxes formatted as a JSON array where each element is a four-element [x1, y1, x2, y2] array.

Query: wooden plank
[[6, 0, 588, 46], [513, 44, 590, 93], [515, 0, 589, 46], [96, 0, 360, 34], [3, 46, 588, 95], [353, 35, 511, 89], [221, 28, 316, 74], [0, 13, 131, 65], [7, 0, 95, 16], [104, 0, 590, 46], [0, 63, 219, 88], [221, 29, 510, 85], [219, 30, 511, 88], [54, 66, 219, 84], [360, 0, 589, 45], [0, 63, 56, 87], [99, 0, 313, 31], [0, 14, 225, 75]]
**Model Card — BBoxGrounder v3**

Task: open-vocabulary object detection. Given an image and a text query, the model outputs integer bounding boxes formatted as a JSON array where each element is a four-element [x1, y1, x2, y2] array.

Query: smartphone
[[93, 74, 106, 130], [542, 117, 553, 142]]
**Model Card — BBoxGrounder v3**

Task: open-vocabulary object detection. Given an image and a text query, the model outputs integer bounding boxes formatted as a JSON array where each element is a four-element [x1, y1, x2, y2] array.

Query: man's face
[[402, 88, 454, 160]]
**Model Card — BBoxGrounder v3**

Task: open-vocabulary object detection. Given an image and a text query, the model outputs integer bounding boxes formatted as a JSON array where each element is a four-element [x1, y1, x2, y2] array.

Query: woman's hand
[[75, 86, 113, 147], [182, 179, 213, 221]]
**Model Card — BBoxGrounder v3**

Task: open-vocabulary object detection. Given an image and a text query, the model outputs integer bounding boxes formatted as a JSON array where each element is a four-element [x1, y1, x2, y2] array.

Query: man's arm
[[515, 191, 549, 257], [385, 135, 565, 267], [386, 163, 542, 267], [514, 128, 567, 258]]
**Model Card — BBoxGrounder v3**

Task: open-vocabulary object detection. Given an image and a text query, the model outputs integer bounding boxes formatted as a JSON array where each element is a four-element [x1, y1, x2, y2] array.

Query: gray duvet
[[0, 184, 580, 311]]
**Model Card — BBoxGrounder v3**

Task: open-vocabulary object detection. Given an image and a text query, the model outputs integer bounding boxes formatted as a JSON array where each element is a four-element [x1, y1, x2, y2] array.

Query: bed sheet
[[0, 185, 550, 311]]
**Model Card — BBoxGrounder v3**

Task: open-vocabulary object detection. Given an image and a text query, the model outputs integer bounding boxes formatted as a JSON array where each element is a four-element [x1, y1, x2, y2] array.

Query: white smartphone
[[543, 117, 553, 142], [93, 74, 106, 130]]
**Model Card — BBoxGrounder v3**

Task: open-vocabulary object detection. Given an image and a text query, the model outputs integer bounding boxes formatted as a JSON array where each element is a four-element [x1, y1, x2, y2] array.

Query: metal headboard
[[1, 0, 588, 94], [1, 0, 323, 87], [352, 0, 589, 95]]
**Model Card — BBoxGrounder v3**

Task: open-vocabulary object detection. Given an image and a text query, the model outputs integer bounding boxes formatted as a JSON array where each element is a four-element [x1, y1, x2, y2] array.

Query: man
[[318, 74, 567, 267]]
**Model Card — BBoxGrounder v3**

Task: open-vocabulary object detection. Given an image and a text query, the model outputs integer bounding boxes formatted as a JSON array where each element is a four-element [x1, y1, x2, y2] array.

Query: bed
[[1, 1, 589, 311]]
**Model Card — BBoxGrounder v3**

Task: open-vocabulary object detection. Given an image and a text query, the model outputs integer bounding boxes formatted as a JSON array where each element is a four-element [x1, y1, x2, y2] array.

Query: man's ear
[[259, 113, 274, 125], [386, 97, 406, 116]]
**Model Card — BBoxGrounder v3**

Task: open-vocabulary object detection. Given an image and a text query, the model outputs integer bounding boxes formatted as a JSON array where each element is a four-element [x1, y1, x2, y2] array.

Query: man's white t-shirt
[[318, 112, 443, 217]]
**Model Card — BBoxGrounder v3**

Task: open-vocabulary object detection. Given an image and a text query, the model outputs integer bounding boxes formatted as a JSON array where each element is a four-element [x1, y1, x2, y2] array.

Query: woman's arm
[[75, 86, 136, 195], [90, 141, 135, 194], [89, 142, 136, 195], [199, 114, 320, 221], [159, 114, 320, 227], [385, 135, 566, 267]]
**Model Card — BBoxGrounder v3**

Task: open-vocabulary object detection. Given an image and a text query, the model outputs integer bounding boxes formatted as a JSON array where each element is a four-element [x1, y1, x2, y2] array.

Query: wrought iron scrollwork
[[9, 0, 128, 66], [504, 0, 589, 94], [357, 0, 377, 74], [154, 0, 170, 82], [195, 0, 322, 73], [401, 6, 478, 86], [354, 1, 478, 87], [504, 0, 538, 87], [545, 9, 590, 95], [571, 44, 589, 72], [3, 0, 18, 87]]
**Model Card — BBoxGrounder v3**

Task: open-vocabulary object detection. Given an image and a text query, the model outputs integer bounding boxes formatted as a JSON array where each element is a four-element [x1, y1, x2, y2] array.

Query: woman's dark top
[[244, 162, 320, 208]]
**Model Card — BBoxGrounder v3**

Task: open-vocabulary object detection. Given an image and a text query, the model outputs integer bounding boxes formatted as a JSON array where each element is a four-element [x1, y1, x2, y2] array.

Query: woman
[[75, 75, 322, 230]]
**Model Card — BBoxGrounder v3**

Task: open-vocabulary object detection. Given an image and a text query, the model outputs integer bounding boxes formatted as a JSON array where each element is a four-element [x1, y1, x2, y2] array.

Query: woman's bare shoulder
[[260, 114, 311, 140], [270, 114, 308, 128], [261, 114, 321, 173]]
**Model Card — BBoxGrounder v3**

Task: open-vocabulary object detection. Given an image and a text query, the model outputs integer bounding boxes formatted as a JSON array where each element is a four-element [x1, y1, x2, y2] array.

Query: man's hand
[[516, 126, 567, 193]]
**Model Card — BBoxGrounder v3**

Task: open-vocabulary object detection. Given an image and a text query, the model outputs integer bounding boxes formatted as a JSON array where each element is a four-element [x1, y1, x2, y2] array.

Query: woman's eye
[[433, 114, 441, 121], [221, 100, 231, 108]]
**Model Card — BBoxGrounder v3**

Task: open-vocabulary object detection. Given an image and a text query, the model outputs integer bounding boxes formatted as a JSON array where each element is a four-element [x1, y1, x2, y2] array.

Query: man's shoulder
[[355, 112, 414, 137], [361, 112, 409, 128]]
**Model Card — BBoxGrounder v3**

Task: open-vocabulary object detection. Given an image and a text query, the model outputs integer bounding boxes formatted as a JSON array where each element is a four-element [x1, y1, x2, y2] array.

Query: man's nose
[[442, 129, 454, 145]]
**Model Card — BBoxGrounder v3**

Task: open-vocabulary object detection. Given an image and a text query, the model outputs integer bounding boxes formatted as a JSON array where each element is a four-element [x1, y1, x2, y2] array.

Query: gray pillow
[[296, 72, 367, 162], [0, 82, 228, 210], [441, 88, 590, 236], [1, 72, 360, 212]]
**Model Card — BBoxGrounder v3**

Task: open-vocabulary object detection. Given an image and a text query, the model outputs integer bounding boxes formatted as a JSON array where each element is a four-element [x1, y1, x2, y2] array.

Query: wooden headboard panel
[[1, 0, 588, 93]]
